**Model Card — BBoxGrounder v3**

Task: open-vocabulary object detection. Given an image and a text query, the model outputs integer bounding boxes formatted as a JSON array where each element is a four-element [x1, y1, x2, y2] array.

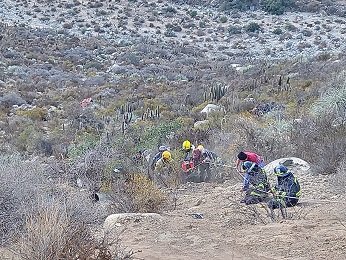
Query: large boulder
[[264, 157, 310, 175], [200, 104, 223, 117]]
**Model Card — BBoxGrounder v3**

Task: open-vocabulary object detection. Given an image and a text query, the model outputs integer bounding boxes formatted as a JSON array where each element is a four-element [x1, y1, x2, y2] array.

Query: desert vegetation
[[0, 0, 346, 259]]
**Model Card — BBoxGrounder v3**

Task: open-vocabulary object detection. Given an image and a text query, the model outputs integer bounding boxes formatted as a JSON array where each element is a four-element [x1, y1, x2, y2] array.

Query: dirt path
[[2, 168, 345, 259], [112, 170, 346, 260]]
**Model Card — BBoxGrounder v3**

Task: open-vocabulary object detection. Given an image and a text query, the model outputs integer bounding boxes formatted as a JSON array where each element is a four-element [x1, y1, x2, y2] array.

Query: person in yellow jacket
[[154, 151, 174, 187]]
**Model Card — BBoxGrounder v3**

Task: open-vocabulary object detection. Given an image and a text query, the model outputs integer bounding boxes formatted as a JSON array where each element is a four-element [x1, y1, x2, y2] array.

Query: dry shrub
[[291, 116, 346, 174], [331, 158, 346, 194], [0, 155, 48, 244], [224, 200, 270, 228], [110, 174, 167, 213], [131, 174, 167, 212], [0, 154, 107, 246], [226, 115, 295, 161], [16, 107, 48, 121], [16, 202, 90, 260], [15, 200, 134, 260], [229, 113, 345, 174]]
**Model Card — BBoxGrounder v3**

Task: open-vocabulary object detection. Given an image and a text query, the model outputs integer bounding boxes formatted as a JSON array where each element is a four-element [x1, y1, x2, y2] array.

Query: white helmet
[[159, 145, 168, 152]]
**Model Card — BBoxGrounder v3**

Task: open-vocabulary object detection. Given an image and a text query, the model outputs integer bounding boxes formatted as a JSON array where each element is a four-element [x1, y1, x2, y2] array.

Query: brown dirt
[[112, 170, 346, 260], [2, 169, 345, 259]]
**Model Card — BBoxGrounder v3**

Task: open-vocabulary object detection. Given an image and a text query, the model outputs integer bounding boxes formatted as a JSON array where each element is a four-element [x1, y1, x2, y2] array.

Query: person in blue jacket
[[241, 161, 270, 205], [268, 165, 301, 209]]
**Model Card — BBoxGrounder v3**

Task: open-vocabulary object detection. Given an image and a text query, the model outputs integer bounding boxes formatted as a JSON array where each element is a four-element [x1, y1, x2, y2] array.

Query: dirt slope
[[110, 169, 346, 260]]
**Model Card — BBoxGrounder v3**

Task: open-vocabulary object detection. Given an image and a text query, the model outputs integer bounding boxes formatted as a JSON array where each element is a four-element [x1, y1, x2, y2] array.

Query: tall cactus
[[119, 101, 135, 115], [141, 106, 161, 120], [207, 85, 227, 103], [155, 105, 160, 118], [203, 91, 208, 102], [121, 121, 126, 135], [123, 112, 133, 124]]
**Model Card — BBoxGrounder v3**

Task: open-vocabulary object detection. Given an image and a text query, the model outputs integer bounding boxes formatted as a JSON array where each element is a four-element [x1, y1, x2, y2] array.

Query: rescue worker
[[151, 145, 169, 170], [236, 151, 265, 190], [241, 161, 270, 205], [182, 140, 195, 161], [192, 145, 217, 182], [154, 150, 174, 187], [268, 165, 301, 209], [181, 140, 196, 178], [236, 151, 265, 171]]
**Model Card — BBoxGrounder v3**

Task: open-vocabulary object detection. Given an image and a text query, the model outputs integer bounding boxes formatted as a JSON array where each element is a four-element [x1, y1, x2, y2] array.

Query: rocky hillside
[[0, 1, 346, 259], [2, 0, 346, 60]]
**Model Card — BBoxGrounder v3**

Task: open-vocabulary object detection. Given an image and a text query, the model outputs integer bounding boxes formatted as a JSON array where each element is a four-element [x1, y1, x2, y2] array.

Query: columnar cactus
[[209, 85, 227, 103], [141, 106, 161, 120]]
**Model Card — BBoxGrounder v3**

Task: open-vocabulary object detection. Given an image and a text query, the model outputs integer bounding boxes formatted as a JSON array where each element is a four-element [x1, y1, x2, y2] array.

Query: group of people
[[236, 151, 301, 211], [181, 140, 219, 183], [150, 140, 219, 185], [149, 144, 301, 211]]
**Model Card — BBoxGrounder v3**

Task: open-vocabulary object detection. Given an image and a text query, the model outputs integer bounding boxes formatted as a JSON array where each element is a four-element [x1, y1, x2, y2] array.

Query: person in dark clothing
[[267, 165, 301, 209], [241, 161, 271, 205]]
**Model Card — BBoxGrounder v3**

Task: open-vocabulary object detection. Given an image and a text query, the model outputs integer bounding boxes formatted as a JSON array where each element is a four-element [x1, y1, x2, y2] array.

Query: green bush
[[188, 10, 198, 18], [311, 81, 346, 119], [261, 0, 295, 15], [16, 107, 48, 121], [228, 25, 242, 34], [15, 125, 43, 153], [220, 0, 257, 11], [165, 23, 182, 32], [164, 30, 177, 37], [285, 23, 297, 32], [245, 22, 262, 33], [219, 16, 228, 23], [272, 27, 283, 35], [67, 132, 99, 159], [163, 6, 177, 14]]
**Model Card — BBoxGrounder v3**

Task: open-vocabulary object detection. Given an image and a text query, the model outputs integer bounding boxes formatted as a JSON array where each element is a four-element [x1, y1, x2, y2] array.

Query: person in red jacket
[[236, 151, 265, 195], [236, 151, 265, 172]]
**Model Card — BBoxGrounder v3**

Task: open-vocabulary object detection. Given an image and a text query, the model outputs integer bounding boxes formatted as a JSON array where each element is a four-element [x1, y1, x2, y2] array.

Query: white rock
[[293, 118, 303, 124], [264, 157, 310, 175], [194, 120, 209, 128], [200, 104, 222, 116], [76, 178, 83, 188], [235, 65, 253, 73], [104, 213, 163, 231]]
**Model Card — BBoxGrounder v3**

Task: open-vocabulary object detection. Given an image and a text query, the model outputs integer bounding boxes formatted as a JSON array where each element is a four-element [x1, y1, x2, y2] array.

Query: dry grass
[[15, 200, 135, 260], [110, 174, 167, 213]]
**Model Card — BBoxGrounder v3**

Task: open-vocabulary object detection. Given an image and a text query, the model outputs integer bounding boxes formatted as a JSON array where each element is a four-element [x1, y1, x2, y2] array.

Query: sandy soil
[[109, 168, 346, 260]]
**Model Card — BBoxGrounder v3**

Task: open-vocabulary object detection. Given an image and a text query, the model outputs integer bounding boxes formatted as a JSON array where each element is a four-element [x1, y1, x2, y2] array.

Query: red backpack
[[181, 161, 195, 173]]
